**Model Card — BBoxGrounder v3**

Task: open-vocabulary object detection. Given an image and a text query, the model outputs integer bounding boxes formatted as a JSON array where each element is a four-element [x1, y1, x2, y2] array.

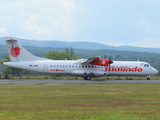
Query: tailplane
[[4, 37, 47, 62]]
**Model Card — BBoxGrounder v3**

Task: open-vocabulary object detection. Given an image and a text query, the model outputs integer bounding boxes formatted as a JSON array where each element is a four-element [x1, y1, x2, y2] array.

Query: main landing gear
[[84, 73, 95, 80]]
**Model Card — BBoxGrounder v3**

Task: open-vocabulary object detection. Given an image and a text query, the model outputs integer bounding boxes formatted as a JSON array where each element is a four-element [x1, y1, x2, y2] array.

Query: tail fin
[[4, 37, 47, 62]]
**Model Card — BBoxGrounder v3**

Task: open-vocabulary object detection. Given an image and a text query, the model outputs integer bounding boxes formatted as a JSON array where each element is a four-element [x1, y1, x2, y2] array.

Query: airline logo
[[105, 66, 143, 72], [10, 46, 21, 57]]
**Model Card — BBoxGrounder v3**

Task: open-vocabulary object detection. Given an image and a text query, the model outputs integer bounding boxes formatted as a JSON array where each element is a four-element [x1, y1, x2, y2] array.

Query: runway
[[1, 80, 160, 85]]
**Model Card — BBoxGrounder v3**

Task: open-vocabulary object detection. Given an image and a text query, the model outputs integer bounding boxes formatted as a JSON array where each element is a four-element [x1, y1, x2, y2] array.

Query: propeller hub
[[109, 60, 113, 64]]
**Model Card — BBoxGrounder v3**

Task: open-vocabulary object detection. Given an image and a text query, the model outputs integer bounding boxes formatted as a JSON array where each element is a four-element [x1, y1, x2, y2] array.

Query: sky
[[0, 0, 160, 48]]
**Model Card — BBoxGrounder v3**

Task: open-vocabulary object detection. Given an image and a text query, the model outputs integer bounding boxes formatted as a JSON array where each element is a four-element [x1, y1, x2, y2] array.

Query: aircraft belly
[[71, 70, 106, 77], [108, 71, 146, 76]]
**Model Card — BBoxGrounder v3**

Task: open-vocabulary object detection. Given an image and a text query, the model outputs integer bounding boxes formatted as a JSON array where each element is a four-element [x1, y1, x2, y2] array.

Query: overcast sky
[[0, 0, 160, 48]]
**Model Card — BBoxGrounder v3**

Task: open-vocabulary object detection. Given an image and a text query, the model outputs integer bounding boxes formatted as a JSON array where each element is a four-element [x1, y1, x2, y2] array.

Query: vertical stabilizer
[[4, 37, 47, 62]]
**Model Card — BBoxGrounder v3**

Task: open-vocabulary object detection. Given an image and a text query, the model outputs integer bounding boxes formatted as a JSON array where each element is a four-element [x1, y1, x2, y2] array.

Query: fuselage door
[[43, 64, 48, 72]]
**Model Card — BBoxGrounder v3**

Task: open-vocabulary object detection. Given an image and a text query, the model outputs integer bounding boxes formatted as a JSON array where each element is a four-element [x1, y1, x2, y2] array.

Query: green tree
[[0, 55, 10, 63], [65, 48, 69, 55], [45, 50, 81, 60], [69, 47, 75, 57], [0, 55, 20, 78]]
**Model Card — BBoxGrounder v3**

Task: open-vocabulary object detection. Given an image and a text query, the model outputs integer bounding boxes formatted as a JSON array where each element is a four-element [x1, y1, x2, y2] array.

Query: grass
[[1, 74, 160, 80], [0, 84, 160, 120]]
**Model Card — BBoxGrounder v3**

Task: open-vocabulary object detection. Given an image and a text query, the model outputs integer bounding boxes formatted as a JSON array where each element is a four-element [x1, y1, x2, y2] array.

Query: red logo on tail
[[10, 46, 21, 57]]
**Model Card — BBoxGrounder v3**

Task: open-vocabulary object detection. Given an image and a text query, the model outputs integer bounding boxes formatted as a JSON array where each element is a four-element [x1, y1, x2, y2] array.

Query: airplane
[[3, 37, 158, 80]]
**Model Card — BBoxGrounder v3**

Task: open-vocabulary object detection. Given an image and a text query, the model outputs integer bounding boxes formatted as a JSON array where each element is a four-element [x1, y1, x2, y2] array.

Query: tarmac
[[1, 80, 160, 85]]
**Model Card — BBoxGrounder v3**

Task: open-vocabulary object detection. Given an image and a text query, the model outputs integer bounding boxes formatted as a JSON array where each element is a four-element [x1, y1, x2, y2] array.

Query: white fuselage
[[4, 59, 158, 77], [3, 37, 158, 80]]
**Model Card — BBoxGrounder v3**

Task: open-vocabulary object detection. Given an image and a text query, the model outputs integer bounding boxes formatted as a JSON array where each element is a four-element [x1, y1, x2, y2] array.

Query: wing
[[79, 57, 112, 66], [81, 57, 100, 64]]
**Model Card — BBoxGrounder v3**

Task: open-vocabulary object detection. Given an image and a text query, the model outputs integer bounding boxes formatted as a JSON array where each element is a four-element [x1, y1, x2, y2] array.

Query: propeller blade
[[109, 55, 113, 64], [108, 55, 113, 71]]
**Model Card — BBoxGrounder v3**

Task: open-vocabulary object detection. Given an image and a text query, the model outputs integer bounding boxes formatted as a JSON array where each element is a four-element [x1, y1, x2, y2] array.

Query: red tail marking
[[10, 46, 21, 57]]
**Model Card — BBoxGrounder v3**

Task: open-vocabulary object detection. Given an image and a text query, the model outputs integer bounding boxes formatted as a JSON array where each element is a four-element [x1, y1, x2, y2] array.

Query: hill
[[0, 37, 160, 53]]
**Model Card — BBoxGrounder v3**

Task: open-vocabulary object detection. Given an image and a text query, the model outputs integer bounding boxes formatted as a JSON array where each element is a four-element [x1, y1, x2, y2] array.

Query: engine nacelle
[[90, 58, 112, 66]]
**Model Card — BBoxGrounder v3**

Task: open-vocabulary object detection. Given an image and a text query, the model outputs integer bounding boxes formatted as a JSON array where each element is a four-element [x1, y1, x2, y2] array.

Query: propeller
[[109, 55, 113, 64], [108, 55, 113, 71]]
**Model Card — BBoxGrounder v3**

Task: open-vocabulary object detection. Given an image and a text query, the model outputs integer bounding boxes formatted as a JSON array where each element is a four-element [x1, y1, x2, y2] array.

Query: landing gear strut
[[146, 76, 150, 80]]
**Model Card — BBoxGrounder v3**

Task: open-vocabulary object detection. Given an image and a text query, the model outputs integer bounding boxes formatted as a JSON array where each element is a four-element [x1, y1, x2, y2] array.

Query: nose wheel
[[84, 75, 91, 80], [146, 76, 150, 80]]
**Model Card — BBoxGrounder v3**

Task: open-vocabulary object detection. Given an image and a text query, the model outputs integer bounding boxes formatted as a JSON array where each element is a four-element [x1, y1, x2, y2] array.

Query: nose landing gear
[[146, 76, 150, 80], [84, 75, 91, 80]]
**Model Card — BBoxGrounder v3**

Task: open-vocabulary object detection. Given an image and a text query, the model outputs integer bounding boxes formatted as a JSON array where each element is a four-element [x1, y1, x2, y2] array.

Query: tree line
[[1, 45, 160, 75]]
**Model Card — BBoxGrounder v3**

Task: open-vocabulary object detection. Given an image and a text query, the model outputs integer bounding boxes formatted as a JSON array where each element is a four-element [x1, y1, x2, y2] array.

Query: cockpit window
[[144, 64, 149, 67]]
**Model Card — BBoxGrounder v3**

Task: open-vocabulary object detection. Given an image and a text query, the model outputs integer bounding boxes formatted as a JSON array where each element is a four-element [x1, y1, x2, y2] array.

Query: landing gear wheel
[[84, 75, 91, 80], [146, 76, 150, 80]]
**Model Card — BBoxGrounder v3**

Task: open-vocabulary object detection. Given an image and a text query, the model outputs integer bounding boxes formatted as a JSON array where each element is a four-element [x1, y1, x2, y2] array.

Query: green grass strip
[[0, 84, 160, 120]]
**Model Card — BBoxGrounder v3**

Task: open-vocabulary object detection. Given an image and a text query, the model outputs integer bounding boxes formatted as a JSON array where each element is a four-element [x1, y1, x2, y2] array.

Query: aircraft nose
[[152, 68, 158, 75], [155, 69, 158, 74]]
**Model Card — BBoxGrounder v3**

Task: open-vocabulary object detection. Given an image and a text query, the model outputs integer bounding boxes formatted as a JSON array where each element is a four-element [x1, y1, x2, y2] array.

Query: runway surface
[[1, 80, 160, 85]]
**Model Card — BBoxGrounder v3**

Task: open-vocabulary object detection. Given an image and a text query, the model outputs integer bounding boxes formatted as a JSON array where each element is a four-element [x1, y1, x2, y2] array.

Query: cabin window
[[144, 64, 149, 67]]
